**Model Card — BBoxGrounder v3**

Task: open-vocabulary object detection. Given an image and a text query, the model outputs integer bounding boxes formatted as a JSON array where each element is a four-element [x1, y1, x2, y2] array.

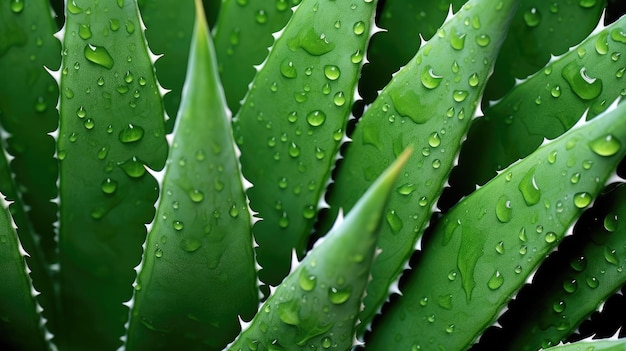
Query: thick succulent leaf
[[234, 0, 377, 286], [0, 194, 49, 351], [0, 0, 60, 273], [213, 0, 301, 115], [358, 0, 467, 105], [449, 14, 626, 203], [126, 2, 257, 350], [325, 0, 519, 332], [57, 0, 168, 349], [544, 338, 626, 351], [228, 148, 411, 351], [366, 100, 626, 350], [139, 0, 194, 132], [487, 182, 626, 351], [483, 0, 606, 104]]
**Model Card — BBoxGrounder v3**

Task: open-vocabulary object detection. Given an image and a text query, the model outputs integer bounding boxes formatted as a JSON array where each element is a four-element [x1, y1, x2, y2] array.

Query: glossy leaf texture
[[0, 0, 60, 337], [357, 0, 467, 106], [0, 0, 60, 281], [139, 0, 195, 132], [213, 0, 301, 115], [126, 2, 257, 350], [234, 0, 377, 287], [324, 0, 519, 332], [0, 192, 49, 351], [544, 338, 626, 351], [448, 14, 626, 207], [228, 148, 412, 351], [56, 0, 168, 349], [366, 100, 626, 351], [476, 182, 626, 351], [483, 0, 606, 103]]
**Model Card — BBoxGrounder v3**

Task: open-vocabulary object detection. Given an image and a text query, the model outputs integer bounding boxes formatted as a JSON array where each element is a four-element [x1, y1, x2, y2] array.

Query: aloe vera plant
[[2, 0, 626, 350]]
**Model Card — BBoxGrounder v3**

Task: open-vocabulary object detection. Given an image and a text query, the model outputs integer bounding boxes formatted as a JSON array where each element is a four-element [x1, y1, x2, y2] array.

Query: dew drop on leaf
[[298, 268, 316, 291], [523, 8, 541, 27], [101, 178, 117, 194], [604, 212, 618, 232], [450, 30, 466, 50], [306, 110, 326, 127], [280, 59, 297, 79], [588, 134, 621, 156], [487, 271, 504, 290], [561, 61, 602, 100], [84, 44, 114, 69], [475, 34, 490, 47], [118, 124, 144, 143], [518, 167, 541, 206], [324, 65, 340, 80], [495, 195, 512, 223], [420, 65, 443, 89], [573, 192, 592, 208], [328, 286, 351, 304], [352, 21, 365, 35], [386, 209, 403, 233], [180, 238, 201, 252]]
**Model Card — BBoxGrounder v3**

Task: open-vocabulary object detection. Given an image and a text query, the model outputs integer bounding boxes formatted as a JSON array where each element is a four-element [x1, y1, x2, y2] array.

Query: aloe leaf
[[485, 182, 626, 351], [234, 0, 377, 286], [324, 0, 518, 332], [0, 194, 49, 351], [450, 14, 626, 202], [139, 0, 194, 131], [358, 0, 467, 105], [57, 0, 168, 349], [228, 148, 411, 351], [366, 100, 626, 350], [213, 0, 300, 115], [483, 0, 606, 103], [544, 338, 626, 351], [0, 0, 60, 275], [126, 2, 257, 350]]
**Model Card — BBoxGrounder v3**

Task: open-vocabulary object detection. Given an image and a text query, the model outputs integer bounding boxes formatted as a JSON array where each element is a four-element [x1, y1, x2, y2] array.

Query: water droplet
[[453, 90, 468, 102], [333, 91, 346, 106], [79, 24, 92, 40], [518, 167, 541, 206], [173, 220, 184, 231], [495, 241, 505, 254], [119, 157, 145, 178], [604, 212, 618, 232], [450, 29, 466, 50], [125, 20, 135, 34], [604, 247, 619, 265], [189, 189, 204, 203], [298, 268, 316, 291], [101, 178, 117, 194], [82, 45, 114, 71], [432, 159, 441, 169], [488, 271, 504, 290], [353, 21, 365, 35], [324, 65, 340, 80], [397, 183, 416, 196], [180, 238, 201, 252], [570, 172, 581, 184], [582, 160, 594, 170], [545, 232, 557, 243], [351, 49, 363, 63], [468, 73, 479, 87], [589, 134, 621, 156], [418, 196, 428, 207], [297, 28, 335, 56], [83, 118, 95, 130], [563, 279, 578, 293], [279, 212, 289, 228], [306, 110, 326, 127], [124, 71, 134, 84], [118, 124, 144, 143], [561, 61, 603, 100], [611, 29, 626, 44], [579, 0, 597, 8], [595, 31, 609, 55], [573, 192, 592, 208], [314, 147, 325, 160], [475, 34, 490, 47], [288, 142, 300, 158], [571, 256, 587, 272], [255, 9, 268, 24], [445, 324, 455, 334], [553, 300, 566, 313], [155, 248, 163, 258], [420, 65, 443, 89], [386, 209, 403, 233], [10, 0, 25, 13], [428, 132, 441, 148], [447, 271, 457, 281], [523, 8, 541, 27], [328, 286, 351, 304], [280, 59, 297, 78], [496, 195, 512, 223], [586, 276, 599, 288], [229, 204, 239, 218], [438, 294, 452, 310], [321, 336, 332, 349]]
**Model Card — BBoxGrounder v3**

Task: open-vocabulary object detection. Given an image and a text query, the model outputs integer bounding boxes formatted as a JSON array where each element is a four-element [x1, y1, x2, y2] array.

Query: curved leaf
[[544, 338, 626, 351], [57, 0, 168, 349], [234, 0, 377, 286], [366, 100, 626, 350], [126, 2, 257, 350], [325, 0, 519, 332], [228, 148, 411, 351]]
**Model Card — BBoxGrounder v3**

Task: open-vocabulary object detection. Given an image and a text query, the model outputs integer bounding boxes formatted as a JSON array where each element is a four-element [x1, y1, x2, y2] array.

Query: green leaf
[[325, 0, 519, 332], [213, 0, 300, 114], [0, 193, 49, 351], [57, 0, 168, 349], [366, 99, 626, 350], [483, 0, 606, 103], [0, 0, 61, 275], [450, 14, 626, 202], [228, 148, 412, 351], [495, 183, 626, 351], [126, 2, 257, 350], [139, 0, 195, 132], [234, 0, 377, 286], [544, 338, 626, 351]]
